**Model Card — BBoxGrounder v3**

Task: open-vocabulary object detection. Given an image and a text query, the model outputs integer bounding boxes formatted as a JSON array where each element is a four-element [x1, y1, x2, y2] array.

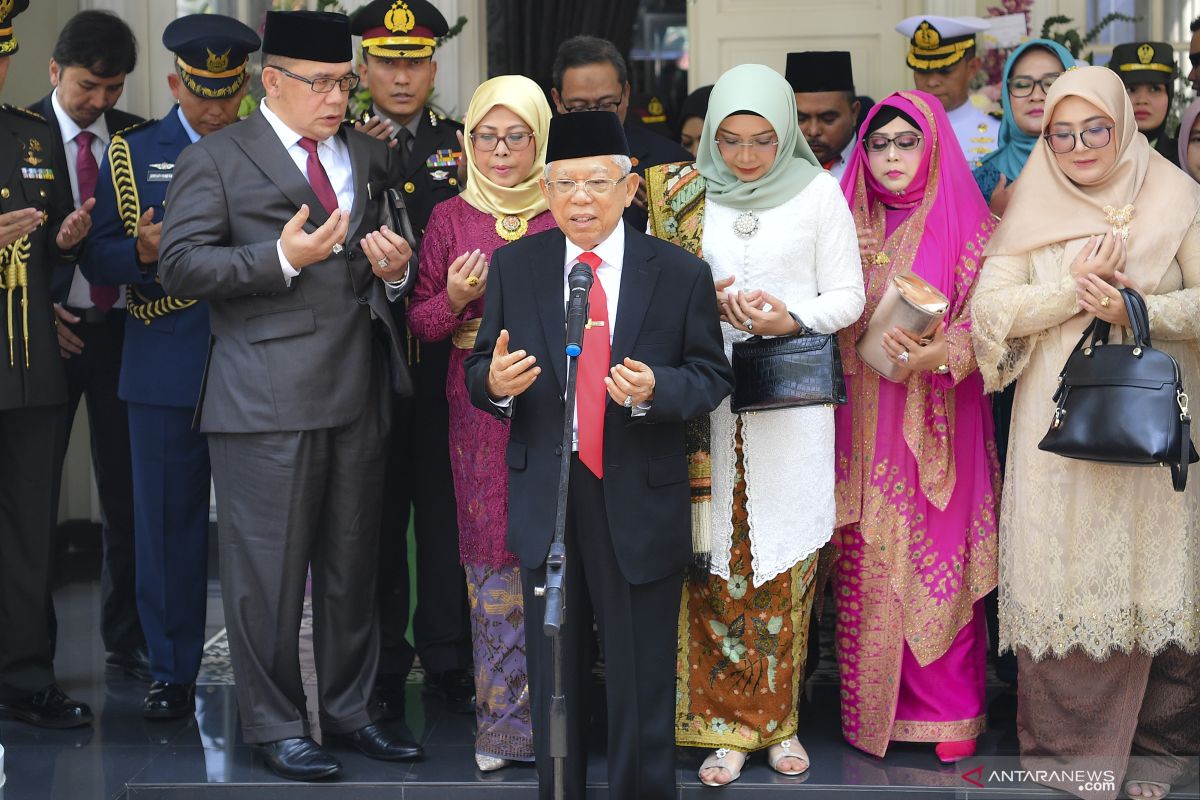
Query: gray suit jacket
[[158, 109, 413, 433]]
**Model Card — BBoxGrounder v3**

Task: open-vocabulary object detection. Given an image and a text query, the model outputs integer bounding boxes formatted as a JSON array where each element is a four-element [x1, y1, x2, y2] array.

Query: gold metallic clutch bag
[[856, 272, 949, 382]]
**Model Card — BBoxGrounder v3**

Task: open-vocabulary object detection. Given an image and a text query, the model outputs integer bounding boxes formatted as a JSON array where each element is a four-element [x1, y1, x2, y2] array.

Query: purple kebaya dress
[[408, 195, 556, 761]]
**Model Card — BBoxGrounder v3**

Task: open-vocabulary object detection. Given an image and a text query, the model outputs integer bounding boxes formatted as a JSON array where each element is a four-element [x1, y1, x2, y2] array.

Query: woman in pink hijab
[[833, 90, 999, 763]]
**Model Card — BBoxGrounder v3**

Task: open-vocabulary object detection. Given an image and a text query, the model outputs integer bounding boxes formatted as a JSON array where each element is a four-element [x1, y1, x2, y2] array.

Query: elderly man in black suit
[[465, 111, 732, 799]]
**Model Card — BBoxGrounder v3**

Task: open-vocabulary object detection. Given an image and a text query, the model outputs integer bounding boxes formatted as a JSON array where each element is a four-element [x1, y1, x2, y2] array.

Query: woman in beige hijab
[[973, 66, 1200, 800]]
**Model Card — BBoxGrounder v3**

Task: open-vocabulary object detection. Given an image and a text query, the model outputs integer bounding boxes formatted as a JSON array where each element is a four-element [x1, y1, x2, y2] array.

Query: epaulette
[[1, 104, 46, 123], [114, 118, 157, 138], [427, 108, 463, 130]]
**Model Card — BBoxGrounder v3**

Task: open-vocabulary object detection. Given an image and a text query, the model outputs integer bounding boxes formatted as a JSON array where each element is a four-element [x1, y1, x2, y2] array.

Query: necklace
[[732, 209, 759, 239], [495, 214, 528, 242]]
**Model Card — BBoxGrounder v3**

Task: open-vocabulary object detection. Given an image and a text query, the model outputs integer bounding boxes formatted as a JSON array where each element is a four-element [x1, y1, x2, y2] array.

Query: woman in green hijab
[[647, 63, 864, 787]]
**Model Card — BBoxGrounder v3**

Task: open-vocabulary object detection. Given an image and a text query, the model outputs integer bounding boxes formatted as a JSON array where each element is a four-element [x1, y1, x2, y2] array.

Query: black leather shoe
[[426, 668, 474, 714], [105, 646, 152, 683], [255, 737, 341, 781], [326, 723, 422, 761], [371, 674, 407, 721], [142, 681, 195, 720], [0, 684, 92, 729]]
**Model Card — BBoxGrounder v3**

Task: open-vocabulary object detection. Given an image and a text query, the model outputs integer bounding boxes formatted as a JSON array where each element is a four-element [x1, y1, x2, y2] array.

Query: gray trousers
[[208, 384, 390, 744]]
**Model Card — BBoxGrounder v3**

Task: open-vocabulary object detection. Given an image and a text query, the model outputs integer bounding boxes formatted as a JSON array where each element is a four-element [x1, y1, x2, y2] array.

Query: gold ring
[[466, 276, 480, 287], [1100, 296, 1111, 308]]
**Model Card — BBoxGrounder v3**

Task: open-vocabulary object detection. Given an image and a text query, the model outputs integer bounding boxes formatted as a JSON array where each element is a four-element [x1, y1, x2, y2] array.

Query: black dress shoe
[[326, 723, 422, 761], [255, 737, 341, 781], [142, 681, 195, 720], [105, 646, 152, 683], [371, 673, 407, 721], [0, 684, 92, 729], [426, 668, 475, 714]]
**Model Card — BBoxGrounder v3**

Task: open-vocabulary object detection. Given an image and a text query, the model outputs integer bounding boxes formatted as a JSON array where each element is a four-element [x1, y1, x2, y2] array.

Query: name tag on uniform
[[21, 167, 54, 180], [147, 162, 174, 182]]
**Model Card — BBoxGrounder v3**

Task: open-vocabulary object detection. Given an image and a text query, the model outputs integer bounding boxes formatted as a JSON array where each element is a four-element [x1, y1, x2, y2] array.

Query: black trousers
[[520, 457, 681, 800], [52, 308, 142, 654], [377, 337, 470, 679], [0, 404, 67, 698]]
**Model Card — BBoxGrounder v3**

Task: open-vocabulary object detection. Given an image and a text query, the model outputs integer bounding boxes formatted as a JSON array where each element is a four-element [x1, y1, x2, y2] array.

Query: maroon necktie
[[75, 131, 118, 311], [576, 251, 610, 479], [297, 136, 339, 214]]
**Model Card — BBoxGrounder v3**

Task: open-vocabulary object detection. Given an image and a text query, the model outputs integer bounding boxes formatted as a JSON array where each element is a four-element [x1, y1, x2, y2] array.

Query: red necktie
[[75, 131, 118, 311], [576, 251, 610, 479], [298, 136, 339, 214]]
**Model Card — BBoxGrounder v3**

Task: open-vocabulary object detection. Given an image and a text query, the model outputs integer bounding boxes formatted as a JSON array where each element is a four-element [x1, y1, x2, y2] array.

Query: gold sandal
[[767, 736, 810, 776], [698, 748, 746, 787]]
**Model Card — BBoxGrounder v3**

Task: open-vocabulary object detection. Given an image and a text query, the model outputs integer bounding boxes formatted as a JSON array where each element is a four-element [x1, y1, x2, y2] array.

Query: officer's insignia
[[977, 123, 989, 133], [385, 0, 416, 33], [20, 167, 53, 180], [149, 162, 174, 171], [206, 48, 231, 73], [0, 0, 13, 20], [643, 97, 667, 124], [23, 137, 42, 167], [430, 169, 449, 181], [915, 21, 940, 50], [1137, 43, 1154, 65]]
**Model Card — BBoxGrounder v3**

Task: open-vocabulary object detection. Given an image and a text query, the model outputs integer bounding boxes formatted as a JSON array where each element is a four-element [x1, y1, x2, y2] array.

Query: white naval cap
[[896, 15, 991, 71]]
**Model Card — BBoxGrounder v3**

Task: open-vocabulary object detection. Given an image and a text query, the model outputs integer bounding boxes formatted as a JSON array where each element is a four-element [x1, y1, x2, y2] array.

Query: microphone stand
[[536, 264, 591, 800]]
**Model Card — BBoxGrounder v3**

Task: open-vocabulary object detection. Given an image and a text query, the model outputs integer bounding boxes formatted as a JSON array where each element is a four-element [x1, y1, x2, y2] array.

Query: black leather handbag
[[730, 330, 848, 413], [1038, 288, 1198, 491]]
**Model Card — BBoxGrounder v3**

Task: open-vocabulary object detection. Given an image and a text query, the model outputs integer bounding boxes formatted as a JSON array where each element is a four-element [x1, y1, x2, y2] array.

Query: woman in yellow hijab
[[408, 75, 554, 773]]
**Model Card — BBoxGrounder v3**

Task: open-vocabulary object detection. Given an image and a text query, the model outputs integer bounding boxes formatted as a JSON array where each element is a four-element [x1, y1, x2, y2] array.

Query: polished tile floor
[[1, 562, 1196, 798]]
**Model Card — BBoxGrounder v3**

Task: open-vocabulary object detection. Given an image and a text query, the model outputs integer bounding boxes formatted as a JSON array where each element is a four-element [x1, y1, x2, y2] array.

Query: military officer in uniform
[[1108, 41, 1181, 165], [0, 0, 98, 729], [896, 15, 999, 167], [349, 0, 475, 716], [80, 14, 260, 721]]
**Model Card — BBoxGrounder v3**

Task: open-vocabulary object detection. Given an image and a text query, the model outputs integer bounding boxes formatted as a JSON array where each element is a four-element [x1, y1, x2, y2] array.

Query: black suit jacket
[[465, 223, 732, 585], [30, 95, 142, 302]]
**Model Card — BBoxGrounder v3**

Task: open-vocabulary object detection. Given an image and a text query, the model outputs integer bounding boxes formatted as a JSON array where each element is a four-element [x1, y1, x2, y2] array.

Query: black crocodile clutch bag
[[730, 332, 847, 413]]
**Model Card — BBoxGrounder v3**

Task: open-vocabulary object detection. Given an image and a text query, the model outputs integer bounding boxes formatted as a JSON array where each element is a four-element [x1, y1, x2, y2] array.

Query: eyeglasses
[[863, 132, 923, 152], [545, 176, 628, 196], [1043, 125, 1114, 153], [563, 97, 624, 113], [1007, 74, 1061, 98], [470, 132, 534, 151], [715, 136, 779, 153], [269, 65, 360, 94]]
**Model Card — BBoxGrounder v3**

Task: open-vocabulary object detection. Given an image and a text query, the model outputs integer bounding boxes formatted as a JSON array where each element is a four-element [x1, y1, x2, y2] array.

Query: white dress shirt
[[51, 89, 124, 309], [259, 99, 353, 281], [828, 135, 857, 181], [946, 98, 999, 169]]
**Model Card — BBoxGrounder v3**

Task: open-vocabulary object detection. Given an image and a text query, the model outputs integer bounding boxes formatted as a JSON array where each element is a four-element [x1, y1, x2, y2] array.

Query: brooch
[[495, 214, 528, 242], [1103, 204, 1134, 240], [732, 209, 759, 239]]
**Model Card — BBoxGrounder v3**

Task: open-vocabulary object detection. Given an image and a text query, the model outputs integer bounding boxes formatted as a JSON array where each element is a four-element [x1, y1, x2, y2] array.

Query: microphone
[[564, 262, 593, 357]]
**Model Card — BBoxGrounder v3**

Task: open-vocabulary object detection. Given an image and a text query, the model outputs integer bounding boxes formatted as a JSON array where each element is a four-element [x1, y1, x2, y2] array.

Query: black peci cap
[[546, 111, 631, 163], [786, 51, 855, 94], [261, 10, 353, 64]]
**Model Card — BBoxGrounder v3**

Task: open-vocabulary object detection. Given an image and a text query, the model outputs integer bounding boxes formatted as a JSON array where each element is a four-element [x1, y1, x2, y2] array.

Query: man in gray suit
[[159, 10, 420, 781]]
